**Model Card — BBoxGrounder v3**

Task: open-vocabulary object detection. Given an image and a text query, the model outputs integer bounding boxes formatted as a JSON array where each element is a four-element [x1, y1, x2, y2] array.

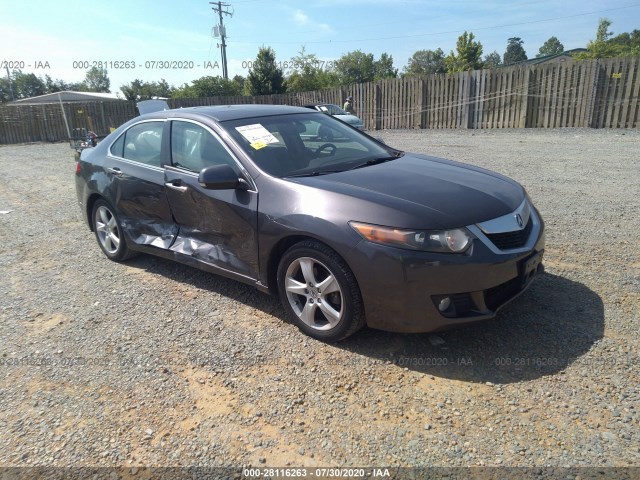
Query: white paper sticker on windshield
[[235, 124, 279, 149]]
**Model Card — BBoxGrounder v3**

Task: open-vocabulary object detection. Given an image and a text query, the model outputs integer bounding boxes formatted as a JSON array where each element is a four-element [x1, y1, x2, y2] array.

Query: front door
[[164, 119, 259, 279]]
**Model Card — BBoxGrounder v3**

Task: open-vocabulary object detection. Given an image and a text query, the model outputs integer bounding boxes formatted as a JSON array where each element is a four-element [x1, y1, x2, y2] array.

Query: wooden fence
[[1, 56, 638, 144]]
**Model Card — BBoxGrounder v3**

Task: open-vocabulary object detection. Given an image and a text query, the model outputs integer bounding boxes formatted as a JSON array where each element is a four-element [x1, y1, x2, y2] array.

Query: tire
[[277, 240, 365, 341], [92, 199, 136, 262]]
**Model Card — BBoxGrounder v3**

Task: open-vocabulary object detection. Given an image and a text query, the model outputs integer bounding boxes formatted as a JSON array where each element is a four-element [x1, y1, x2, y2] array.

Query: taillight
[[75, 162, 81, 174]]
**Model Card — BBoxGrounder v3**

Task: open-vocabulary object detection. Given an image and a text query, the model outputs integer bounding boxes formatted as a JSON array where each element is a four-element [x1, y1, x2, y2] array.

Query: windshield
[[318, 104, 348, 115], [222, 112, 395, 178]]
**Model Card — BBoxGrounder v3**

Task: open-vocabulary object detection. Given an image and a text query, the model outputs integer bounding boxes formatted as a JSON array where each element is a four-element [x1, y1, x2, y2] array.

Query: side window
[[123, 122, 164, 167], [327, 105, 341, 115], [110, 133, 125, 157], [171, 121, 238, 173]]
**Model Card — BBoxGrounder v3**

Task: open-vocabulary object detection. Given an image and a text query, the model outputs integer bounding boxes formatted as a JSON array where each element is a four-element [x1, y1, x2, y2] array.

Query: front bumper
[[349, 207, 546, 333]]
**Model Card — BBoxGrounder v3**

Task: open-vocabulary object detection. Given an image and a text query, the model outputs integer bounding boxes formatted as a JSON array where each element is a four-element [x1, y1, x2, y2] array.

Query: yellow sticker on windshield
[[251, 141, 268, 150], [236, 124, 279, 146]]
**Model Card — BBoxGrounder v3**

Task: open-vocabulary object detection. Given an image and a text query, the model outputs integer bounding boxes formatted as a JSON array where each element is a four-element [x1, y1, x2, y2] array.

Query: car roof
[[141, 104, 313, 122]]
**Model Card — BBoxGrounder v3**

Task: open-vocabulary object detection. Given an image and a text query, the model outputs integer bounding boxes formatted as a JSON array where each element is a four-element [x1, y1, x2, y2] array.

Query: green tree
[[334, 50, 376, 84], [576, 19, 639, 59], [120, 80, 149, 101], [120, 79, 174, 101], [0, 77, 13, 102], [503, 37, 527, 65], [483, 51, 502, 69], [245, 47, 286, 95], [232, 75, 246, 93], [445, 31, 484, 72], [13, 71, 47, 98], [67, 81, 85, 91], [0, 70, 100, 102], [403, 48, 446, 76], [286, 47, 339, 92], [82, 67, 110, 92], [374, 53, 398, 80], [173, 76, 241, 97], [537, 36, 564, 57], [287, 69, 318, 93], [44, 74, 69, 93], [610, 31, 631, 47], [43, 74, 85, 93], [609, 29, 640, 55], [596, 18, 614, 42]]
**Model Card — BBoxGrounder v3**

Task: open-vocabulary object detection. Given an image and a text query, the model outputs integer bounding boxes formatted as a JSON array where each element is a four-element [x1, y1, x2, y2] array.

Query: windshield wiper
[[347, 151, 404, 171], [286, 151, 404, 177], [286, 169, 345, 178]]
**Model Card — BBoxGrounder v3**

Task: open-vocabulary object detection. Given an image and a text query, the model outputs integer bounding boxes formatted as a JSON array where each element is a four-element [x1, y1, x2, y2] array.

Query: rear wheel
[[92, 199, 136, 261], [277, 240, 365, 341]]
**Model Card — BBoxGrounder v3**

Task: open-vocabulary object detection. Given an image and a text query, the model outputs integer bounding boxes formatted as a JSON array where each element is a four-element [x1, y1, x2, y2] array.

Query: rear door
[[106, 120, 177, 248], [164, 119, 259, 279]]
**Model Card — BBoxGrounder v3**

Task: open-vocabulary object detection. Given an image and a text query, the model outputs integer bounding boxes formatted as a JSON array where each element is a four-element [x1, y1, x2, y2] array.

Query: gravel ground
[[0, 128, 638, 472]]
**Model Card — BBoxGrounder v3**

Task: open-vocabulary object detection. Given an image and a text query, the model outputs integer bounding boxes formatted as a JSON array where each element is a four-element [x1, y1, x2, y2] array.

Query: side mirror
[[198, 164, 249, 190]]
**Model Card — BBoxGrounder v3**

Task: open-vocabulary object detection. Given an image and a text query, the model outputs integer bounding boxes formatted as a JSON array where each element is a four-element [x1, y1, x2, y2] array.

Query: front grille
[[484, 276, 522, 311], [485, 217, 533, 250], [450, 293, 473, 316]]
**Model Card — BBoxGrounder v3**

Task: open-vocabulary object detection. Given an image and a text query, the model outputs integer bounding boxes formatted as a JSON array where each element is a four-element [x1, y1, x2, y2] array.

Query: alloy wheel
[[284, 256, 344, 331], [95, 205, 121, 255]]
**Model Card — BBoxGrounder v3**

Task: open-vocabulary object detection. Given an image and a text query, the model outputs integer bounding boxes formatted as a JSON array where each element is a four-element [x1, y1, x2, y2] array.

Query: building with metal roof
[[11, 91, 122, 104]]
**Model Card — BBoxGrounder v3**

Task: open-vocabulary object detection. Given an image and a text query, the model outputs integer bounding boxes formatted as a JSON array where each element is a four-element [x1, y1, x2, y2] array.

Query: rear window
[[122, 122, 164, 167], [110, 133, 125, 158]]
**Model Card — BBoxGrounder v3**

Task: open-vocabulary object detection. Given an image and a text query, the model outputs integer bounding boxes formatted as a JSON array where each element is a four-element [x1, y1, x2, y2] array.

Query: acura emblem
[[515, 213, 524, 228]]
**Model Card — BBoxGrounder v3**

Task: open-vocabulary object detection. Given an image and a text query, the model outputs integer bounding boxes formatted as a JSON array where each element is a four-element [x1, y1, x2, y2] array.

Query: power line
[[227, 4, 640, 45], [210, 1, 233, 80]]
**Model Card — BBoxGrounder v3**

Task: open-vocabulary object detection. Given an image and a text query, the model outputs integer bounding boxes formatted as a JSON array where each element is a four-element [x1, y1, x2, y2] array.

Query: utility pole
[[210, 1, 232, 80], [5, 65, 15, 101]]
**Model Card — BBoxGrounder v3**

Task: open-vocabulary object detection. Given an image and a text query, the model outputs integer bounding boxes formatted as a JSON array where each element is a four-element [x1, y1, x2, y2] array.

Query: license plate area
[[519, 250, 544, 286]]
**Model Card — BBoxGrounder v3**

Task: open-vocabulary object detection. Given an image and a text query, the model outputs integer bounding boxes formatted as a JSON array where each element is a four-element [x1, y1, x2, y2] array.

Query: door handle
[[106, 167, 123, 177], [165, 181, 188, 192]]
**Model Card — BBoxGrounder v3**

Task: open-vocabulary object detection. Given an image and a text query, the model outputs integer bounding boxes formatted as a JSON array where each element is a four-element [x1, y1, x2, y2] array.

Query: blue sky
[[2, 0, 639, 94]]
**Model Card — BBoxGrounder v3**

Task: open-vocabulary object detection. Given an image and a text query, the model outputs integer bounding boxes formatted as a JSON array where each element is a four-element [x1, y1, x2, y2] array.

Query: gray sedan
[[304, 103, 364, 131], [75, 105, 545, 341]]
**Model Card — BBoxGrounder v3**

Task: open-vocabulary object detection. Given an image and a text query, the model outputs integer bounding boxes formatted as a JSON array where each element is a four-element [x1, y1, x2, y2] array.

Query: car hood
[[288, 153, 525, 229], [334, 114, 363, 125]]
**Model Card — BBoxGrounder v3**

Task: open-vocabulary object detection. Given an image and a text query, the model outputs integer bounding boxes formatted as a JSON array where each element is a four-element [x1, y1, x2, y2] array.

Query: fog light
[[438, 297, 451, 312]]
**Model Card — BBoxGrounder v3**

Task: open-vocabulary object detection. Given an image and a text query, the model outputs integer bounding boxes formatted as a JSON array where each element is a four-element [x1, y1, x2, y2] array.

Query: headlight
[[350, 222, 473, 253]]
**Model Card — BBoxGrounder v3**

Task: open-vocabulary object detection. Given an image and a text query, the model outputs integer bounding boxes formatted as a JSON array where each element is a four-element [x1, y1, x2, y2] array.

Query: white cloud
[[293, 10, 310, 26], [292, 9, 333, 33]]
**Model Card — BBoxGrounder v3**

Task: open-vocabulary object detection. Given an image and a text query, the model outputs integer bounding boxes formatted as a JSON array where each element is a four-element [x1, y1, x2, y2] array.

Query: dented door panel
[[108, 158, 178, 248], [164, 168, 259, 279]]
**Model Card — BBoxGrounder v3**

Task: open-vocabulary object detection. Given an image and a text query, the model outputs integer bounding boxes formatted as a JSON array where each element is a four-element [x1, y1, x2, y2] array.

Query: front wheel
[[92, 199, 136, 262], [277, 241, 365, 341]]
